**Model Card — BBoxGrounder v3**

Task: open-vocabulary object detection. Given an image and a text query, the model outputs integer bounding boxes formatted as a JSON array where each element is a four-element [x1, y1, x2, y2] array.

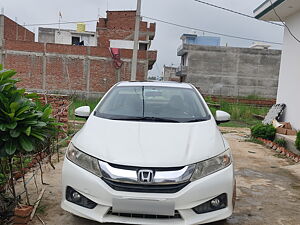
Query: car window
[[95, 86, 211, 122]]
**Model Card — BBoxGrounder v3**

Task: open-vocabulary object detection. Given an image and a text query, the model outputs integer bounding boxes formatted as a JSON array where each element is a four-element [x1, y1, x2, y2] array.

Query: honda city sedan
[[61, 81, 235, 225]]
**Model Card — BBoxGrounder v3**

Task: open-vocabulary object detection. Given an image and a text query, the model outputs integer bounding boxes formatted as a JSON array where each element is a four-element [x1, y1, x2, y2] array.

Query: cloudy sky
[[1, 0, 284, 76]]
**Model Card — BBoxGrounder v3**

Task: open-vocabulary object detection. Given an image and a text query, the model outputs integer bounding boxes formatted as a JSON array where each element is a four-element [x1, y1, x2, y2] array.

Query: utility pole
[[131, 0, 142, 81]]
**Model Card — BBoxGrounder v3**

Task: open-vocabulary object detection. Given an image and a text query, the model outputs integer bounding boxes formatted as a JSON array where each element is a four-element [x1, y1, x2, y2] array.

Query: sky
[[0, 0, 284, 77]]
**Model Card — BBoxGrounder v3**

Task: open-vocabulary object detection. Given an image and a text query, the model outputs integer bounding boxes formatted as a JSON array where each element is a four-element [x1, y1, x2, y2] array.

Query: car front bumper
[[61, 158, 235, 225]]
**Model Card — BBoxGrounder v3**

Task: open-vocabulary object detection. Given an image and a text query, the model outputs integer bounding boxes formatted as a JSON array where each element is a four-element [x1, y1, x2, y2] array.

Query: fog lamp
[[211, 198, 221, 208], [193, 193, 227, 214], [72, 192, 81, 202], [66, 186, 97, 209]]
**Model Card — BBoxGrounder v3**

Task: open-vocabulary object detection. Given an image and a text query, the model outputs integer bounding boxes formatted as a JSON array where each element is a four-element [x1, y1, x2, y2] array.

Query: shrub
[[296, 131, 300, 151], [274, 138, 287, 147], [251, 124, 276, 141], [0, 65, 61, 202], [0, 66, 60, 157]]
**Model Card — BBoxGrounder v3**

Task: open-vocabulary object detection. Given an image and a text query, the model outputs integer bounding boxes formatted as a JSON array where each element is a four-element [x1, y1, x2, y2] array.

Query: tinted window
[[95, 86, 210, 123]]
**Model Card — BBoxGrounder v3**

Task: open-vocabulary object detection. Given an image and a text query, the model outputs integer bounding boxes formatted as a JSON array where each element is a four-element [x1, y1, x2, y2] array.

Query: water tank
[[77, 23, 86, 32]]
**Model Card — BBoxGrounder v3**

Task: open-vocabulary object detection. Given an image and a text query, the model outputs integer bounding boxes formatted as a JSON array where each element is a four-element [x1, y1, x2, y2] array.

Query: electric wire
[[23, 19, 98, 27], [21, 14, 283, 45], [194, 0, 283, 27], [143, 16, 282, 45], [268, 0, 300, 43]]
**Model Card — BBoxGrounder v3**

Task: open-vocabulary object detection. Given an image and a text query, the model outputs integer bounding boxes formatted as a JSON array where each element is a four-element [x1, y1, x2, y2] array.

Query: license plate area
[[112, 198, 175, 216]]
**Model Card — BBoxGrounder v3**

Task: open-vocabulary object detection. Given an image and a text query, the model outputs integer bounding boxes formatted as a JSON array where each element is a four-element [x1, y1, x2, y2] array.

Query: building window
[[139, 43, 148, 50], [72, 36, 80, 45]]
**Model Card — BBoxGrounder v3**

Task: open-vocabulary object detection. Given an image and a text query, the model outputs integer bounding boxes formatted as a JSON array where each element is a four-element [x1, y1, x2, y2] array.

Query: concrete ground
[[26, 127, 300, 225]]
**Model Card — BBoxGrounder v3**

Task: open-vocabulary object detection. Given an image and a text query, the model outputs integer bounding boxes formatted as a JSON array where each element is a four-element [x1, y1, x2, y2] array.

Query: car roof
[[116, 81, 193, 89]]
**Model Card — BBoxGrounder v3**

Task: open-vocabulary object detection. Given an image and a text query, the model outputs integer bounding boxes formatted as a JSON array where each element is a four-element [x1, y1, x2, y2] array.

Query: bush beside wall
[[251, 124, 276, 141], [296, 132, 300, 151]]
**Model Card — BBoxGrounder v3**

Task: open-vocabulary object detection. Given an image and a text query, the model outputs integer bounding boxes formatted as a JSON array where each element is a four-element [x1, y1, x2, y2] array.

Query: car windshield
[[94, 85, 211, 123]]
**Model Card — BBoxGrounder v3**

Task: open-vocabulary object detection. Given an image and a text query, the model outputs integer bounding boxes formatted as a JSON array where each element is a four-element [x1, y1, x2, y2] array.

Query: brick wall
[[37, 93, 70, 131], [97, 11, 156, 48], [2, 40, 154, 96], [0, 13, 157, 97], [4, 16, 34, 42]]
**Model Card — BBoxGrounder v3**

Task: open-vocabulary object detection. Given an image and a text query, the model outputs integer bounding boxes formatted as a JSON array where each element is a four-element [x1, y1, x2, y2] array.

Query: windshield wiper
[[103, 115, 206, 123], [107, 116, 181, 123], [109, 116, 144, 121], [141, 117, 181, 123], [184, 118, 208, 123]]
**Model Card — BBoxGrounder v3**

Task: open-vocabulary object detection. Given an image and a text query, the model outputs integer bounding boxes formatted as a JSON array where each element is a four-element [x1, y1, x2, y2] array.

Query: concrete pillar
[[83, 47, 91, 98], [84, 58, 91, 98], [42, 43, 47, 90]]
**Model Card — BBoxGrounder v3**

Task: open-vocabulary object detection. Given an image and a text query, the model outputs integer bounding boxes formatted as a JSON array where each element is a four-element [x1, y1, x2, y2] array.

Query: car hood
[[72, 116, 226, 167]]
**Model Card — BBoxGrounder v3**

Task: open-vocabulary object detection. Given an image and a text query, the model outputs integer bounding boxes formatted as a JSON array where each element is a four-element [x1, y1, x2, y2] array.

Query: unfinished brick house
[[0, 11, 157, 97]]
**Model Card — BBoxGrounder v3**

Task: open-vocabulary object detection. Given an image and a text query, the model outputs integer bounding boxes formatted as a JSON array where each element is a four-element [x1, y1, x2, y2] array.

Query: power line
[[194, 0, 283, 27], [143, 16, 283, 45], [20, 15, 283, 45], [23, 19, 98, 27], [268, 0, 300, 43]]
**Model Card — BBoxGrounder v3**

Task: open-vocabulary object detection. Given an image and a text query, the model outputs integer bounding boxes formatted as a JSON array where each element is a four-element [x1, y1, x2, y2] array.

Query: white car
[[61, 82, 235, 225]]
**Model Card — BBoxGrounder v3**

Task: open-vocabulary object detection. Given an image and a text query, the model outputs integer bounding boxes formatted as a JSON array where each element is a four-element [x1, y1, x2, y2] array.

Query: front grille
[[102, 178, 189, 193], [107, 208, 182, 219]]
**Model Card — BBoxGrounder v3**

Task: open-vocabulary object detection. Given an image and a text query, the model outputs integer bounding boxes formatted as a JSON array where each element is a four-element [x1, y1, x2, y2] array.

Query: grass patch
[[219, 120, 259, 128], [208, 100, 269, 128], [243, 94, 269, 100], [244, 137, 264, 145], [36, 204, 47, 214]]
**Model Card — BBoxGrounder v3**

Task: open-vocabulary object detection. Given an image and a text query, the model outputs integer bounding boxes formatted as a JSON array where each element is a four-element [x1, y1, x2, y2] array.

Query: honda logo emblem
[[137, 170, 154, 183]]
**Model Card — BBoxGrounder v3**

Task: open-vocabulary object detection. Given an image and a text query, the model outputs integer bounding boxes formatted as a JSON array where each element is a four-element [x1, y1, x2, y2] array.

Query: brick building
[[0, 11, 157, 97]]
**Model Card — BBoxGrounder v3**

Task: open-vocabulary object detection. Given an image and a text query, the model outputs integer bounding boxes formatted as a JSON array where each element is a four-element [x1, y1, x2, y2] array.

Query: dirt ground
[[22, 127, 300, 225]]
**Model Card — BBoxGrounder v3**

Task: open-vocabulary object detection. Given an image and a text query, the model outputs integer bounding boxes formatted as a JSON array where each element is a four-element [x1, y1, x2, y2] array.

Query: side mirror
[[75, 106, 91, 119], [215, 110, 231, 124]]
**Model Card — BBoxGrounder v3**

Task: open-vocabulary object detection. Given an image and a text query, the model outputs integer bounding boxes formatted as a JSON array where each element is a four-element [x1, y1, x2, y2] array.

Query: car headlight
[[190, 149, 232, 181], [66, 143, 102, 177]]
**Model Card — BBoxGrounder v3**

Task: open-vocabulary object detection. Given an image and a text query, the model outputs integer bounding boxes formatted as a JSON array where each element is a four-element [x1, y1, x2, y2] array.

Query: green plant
[[0, 173, 7, 185], [274, 138, 287, 148], [251, 124, 276, 141], [0, 66, 61, 157], [36, 204, 47, 214], [23, 158, 32, 168], [296, 131, 300, 151], [0, 65, 61, 202]]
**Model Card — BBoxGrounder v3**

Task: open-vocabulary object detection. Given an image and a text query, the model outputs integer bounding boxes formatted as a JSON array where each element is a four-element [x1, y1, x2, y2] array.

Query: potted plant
[[13, 205, 34, 224]]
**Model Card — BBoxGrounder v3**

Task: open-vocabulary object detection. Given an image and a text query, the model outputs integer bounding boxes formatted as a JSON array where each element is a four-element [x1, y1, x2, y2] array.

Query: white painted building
[[109, 39, 150, 50], [38, 27, 97, 46], [254, 0, 300, 130]]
